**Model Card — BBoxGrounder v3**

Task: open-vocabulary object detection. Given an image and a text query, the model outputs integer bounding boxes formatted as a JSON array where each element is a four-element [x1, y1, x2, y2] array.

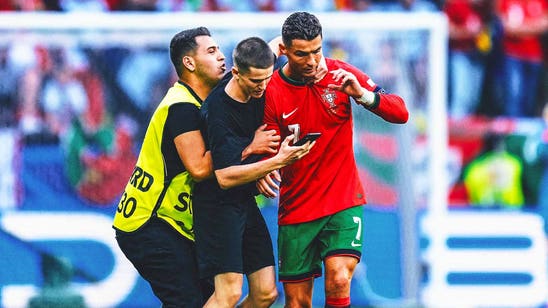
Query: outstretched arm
[[215, 135, 315, 190]]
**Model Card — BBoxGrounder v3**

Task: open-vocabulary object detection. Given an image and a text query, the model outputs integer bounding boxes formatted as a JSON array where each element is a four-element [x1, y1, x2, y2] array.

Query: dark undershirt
[[161, 103, 201, 180]]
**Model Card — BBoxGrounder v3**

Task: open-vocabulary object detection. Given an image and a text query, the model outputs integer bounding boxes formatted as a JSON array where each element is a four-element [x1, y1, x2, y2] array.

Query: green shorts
[[277, 206, 363, 282]]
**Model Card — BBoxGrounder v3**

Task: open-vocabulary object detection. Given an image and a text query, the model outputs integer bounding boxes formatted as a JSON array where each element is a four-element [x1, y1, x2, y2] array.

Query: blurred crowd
[[0, 0, 444, 12], [440, 0, 548, 212], [445, 0, 548, 120], [0, 0, 547, 209], [0, 0, 546, 120]]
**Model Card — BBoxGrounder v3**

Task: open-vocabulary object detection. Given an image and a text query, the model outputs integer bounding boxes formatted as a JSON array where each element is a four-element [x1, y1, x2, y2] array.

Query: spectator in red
[[0, 0, 15, 10], [496, 0, 548, 117]]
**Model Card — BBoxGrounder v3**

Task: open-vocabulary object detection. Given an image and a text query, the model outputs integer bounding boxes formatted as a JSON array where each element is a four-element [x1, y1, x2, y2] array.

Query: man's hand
[[275, 135, 315, 166], [327, 68, 376, 107], [327, 68, 363, 97], [257, 136, 315, 198], [242, 124, 280, 160], [313, 56, 328, 83], [257, 170, 281, 198]]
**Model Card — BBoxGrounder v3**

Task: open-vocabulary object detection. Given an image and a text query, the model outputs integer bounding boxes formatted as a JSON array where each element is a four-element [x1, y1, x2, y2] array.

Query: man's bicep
[[174, 130, 211, 176], [167, 103, 201, 136]]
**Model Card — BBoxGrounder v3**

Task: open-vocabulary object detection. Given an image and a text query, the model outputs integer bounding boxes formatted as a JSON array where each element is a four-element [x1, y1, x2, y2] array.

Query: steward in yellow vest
[[113, 82, 202, 241], [112, 26, 226, 307]]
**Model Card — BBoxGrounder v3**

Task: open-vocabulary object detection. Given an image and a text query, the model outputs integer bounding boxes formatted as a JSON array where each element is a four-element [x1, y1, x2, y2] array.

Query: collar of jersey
[[279, 64, 307, 86]]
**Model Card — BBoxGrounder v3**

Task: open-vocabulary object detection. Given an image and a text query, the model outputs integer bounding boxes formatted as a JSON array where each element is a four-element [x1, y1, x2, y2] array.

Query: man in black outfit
[[194, 37, 315, 308]]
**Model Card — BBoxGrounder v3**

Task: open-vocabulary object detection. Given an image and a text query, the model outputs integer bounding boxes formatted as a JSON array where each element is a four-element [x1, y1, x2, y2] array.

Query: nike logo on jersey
[[351, 240, 362, 247], [282, 108, 298, 119]]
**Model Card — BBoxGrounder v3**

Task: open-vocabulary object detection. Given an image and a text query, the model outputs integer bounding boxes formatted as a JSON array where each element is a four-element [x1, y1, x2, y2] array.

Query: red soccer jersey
[[264, 58, 408, 225]]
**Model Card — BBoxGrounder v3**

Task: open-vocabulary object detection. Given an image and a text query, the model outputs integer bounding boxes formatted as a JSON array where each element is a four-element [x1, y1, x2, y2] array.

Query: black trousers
[[116, 217, 213, 308]]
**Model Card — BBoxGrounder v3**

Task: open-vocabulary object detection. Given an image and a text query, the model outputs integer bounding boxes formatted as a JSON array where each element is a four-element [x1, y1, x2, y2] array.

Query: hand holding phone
[[293, 133, 321, 146]]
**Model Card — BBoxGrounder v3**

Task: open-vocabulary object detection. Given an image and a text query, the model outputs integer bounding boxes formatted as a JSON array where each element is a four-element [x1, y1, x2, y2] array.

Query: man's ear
[[231, 66, 239, 79], [182, 56, 195, 72], [280, 42, 288, 55]]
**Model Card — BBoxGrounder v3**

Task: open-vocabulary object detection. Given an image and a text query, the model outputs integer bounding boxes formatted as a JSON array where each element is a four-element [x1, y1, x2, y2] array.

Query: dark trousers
[[116, 217, 212, 308]]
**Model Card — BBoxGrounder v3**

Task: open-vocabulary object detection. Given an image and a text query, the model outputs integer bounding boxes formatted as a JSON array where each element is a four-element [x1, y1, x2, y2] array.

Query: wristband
[[356, 88, 376, 107]]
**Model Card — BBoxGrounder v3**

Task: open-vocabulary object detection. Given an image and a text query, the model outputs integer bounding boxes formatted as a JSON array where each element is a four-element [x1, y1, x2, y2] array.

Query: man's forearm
[[215, 158, 283, 190]]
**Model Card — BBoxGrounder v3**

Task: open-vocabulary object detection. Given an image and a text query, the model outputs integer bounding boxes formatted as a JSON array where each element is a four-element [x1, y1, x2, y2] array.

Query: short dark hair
[[170, 27, 211, 77], [281, 12, 322, 47], [233, 37, 275, 74]]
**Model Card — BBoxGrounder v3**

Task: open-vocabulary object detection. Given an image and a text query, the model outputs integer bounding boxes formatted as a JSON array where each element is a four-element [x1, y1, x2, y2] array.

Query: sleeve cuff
[[361, 93, 380, 110]]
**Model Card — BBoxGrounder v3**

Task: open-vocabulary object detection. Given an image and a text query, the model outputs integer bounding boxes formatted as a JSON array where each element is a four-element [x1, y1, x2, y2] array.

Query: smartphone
[[293, 132, 321, 146]]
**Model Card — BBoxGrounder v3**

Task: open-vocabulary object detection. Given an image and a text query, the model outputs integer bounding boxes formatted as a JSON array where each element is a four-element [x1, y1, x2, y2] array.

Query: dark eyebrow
[[248, 74, 273, 83], [295, 46, 321, 55]]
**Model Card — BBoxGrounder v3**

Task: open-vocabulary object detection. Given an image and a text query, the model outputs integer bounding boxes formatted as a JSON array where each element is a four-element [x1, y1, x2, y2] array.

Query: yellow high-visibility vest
[[113, 82, 201, 241]]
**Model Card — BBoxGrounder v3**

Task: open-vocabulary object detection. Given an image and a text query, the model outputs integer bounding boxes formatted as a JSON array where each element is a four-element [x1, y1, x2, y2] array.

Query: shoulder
[[326, 58, 363, 73], [271, 68, 283, 83], [324, 58, 371, 84], [204, 82, 229, 109], [169, 102, 200, 113], [266, 70, 284, 91], [325, 57, 347, 69]]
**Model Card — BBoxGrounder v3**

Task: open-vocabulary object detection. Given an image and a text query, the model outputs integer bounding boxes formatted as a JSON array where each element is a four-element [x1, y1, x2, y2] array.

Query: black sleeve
[[166, 103, 201, 137], [206, 94, 248, 170], [208, 117, 247, 170]]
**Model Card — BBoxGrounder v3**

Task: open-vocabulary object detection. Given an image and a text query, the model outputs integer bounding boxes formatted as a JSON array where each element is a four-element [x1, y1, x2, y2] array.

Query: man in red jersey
[[257, 11, 409, 308]]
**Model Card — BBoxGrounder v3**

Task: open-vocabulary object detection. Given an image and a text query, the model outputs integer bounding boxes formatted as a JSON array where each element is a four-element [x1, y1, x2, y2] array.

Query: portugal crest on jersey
[[321, 88, 339, 114], [321, 88, 336, 107]]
